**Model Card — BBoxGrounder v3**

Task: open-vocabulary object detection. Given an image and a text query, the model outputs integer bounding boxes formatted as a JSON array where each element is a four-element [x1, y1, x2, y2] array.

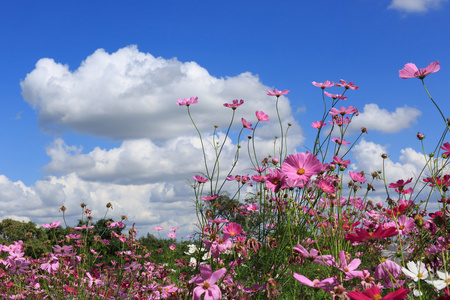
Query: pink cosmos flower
[[209, 217, 229, 223], [40, 253, 60, 274], [190, 264, 227, 300], [169, 244, 176, 250], [336, 79, 359, 90], [312, 121, 327, 129], [155, 226, 163, 231], [176, 97, 198, 106], [348, 286, 409, 300], [241, 118, 253, 130], [349, 171, 366, 183], [293, 273, 335, 291], [223, 99, 244, 109], [332, 137, 351, 145], [345, 226, 398, 243], [293, 244, 319, 259], [324, 91, 347, 100], [329, 106, 359, 116], [193, 175, 208, 183], [389, 178, 413, 192], [167, 232, 176, 239], [312, 80, 335, 89], [441, 142, 450, 157], [281, 152, 323, 182], [399, 60, 440, 79], [202, 194, 219, 201], [265, 168, 285, 192], [74, 224, 94, 230], [255, 110, 269, 122], [338, 250, 363, 280], [332, 156, 351, 168], [170, 227, 179, 232], [223, 222, 242, 237], [42, 221, 61, 229], [267, 89, 290, 96]]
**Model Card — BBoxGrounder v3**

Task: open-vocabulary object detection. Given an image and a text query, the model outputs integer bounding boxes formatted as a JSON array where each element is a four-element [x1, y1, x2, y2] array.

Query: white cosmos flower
[[402, 261, 429, 282], [426, 270, 450, 290]]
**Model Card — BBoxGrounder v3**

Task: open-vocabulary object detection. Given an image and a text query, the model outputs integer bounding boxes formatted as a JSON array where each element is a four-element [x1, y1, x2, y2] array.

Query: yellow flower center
[[418, 273, 423, 278], [297, 168, 306, 175], [373, 295, 382, 300]]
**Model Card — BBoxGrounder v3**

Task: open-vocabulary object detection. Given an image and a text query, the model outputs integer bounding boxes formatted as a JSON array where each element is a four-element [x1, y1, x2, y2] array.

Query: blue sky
[[0, 0, 448, 237]]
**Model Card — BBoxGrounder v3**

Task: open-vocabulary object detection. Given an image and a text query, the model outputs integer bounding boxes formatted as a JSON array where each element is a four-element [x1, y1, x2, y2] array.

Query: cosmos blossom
[[441, 142, 450, 157], [312, 121, 327, 129], [267, 89, 290, 96], [202, 194, 219, 201], [345, 226, 398, 243], [193, 175, 208, 183], [281, 152, 323, 182], [223, 99, 244, 109], [324, 91, 347, 100], [332, 137, 351, 145], [349, 171, 366, 183], [329, 106, 359, 116], [293, 273, 335, 290], [336, 79, 359, 90], [255, 111, 269, 122], [190, 264, 227, 300], [312, 80, 334, 89], [347, 286, 409, 300], [241, 118, 253, 130], [176, 96, 198, 106], [399, 60, 440, 79]]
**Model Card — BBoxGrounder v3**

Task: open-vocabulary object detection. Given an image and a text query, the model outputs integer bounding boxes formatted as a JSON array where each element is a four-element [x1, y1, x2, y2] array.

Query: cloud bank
[[388, 0, 447, 13]]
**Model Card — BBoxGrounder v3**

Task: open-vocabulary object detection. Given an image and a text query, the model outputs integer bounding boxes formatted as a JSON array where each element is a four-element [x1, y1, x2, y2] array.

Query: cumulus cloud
[[20, 45, 300, 143], [388, 0, 447, 13], [345, 103, 421, 134]]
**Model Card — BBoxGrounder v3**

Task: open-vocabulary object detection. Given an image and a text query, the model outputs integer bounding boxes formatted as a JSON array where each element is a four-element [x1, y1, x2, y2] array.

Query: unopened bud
[[272, 157, 279, 165], [414, 214, 424, 227], [361, 127, 367, 133], [80, 203, 87, 208], [416, 132, 425, 140], [106, 202, 113, 209], [381, 154, 388, 159], [429, 153, 435, 158]]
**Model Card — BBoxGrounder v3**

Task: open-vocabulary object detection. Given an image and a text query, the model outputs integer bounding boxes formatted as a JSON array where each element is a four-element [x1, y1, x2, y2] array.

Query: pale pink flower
[[329, 116, 351, 126], [167, 232, 176, 239], [293, 273, 335, 290], [324, 91, 347, 100], [312, 121, 327, 129], [312, 80, 334, 89], [176, 97, 198, 106], [255, 110, 269, 122], [336, 79, 359, 90], [332, 156, 351, 168], [399, 60, 440, 79], [169, 244, 176, 250], [338, 250, 363, 280], [74, 224, 94, 230], [190, 264, 227, 300], [170, 227, 179, 232], [267, 89, 290, 96], [42, 221, 61, 229], [281, 152, 323, 182], [349, 171, 366, 183], [155, 226, 163, 231], [293, 244, 319, 259]]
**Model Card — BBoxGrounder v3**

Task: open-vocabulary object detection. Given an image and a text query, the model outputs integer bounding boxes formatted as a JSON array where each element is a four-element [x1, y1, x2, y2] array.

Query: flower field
[[0, 60, 449, 299]]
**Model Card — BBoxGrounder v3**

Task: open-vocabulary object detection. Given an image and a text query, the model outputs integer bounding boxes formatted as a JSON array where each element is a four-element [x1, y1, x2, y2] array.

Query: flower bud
[[361, 127, 367, 133], [429, 153, 435, 157], [272, 157, 279, 165], [414, 214, 424, 228], [381, 154, 388, 159], [416, 132, 425, 140]]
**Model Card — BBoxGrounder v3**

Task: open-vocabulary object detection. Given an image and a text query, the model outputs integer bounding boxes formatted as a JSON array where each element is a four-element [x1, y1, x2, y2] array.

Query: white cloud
[[20, 45, 300, 143], [346, 103, 421, 134], [388, 0, 447, 13]]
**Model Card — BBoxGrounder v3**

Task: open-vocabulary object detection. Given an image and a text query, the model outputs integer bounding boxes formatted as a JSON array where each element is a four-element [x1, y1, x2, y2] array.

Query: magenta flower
[[40, 253, 60, 274], [193, 175, 208, 183], [176, 96, 198, 106], [202, 194, 219, 201], [338, 250, 363, 280], [336, 79, 359, 90], [332, 156, 351, 168], [293, 244, 319, 259], [332, 137, 351, 145], [345, 226, 398, 243], [348, 286, 409, 300], [312, 80, 334, 89], [324, 91, 347, 100], [190, 264, 227, 300], [267, 89, 290, 96], [399, 60, 440, 79], [349, 171, 366, 183], [223, 99, 244, 110], [169, 244, 176, 250], [42, 221, 61, 229], [255, 111, 269, 122], [155, 226, 163, 231], [281, 152, 323, 182], [441, 142, 450, 157], [223, 222, 242, 237], [265, 168, 285, 192], [241, 118, 253, 130], [312, 121, 327, 129], [293, 273, 335, 290], [329, 116, 351, 126]]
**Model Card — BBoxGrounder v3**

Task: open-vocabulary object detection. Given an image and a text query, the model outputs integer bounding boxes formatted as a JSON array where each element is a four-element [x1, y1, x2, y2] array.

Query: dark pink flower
[[202, 194, 219, 201], [223, 99, 244, 110], [441, 142, 450, 157], [265, 168, 285, 192], [399, 60, 440, 79], [190, 264, 227, 300], [193, 175, 208, 183], [241, 118, 253, 130], [312, 80, 335, 89], [348, 286, 409, 300], [336, 79, 359, 90], [281, 152, 323, 182], [349, 171, 366, 183], [255, 111, 269, 122], [223, 222, 242, 237], [176, 96, 198, 106], [345, 226, 398, 243], [324, 91, 347, 100], [332, 137, 351, 145], [267, 89, 290, 96]]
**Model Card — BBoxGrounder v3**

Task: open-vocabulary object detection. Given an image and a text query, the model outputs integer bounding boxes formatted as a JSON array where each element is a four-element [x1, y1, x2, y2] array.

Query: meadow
[[0, 60, 449, 299]]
